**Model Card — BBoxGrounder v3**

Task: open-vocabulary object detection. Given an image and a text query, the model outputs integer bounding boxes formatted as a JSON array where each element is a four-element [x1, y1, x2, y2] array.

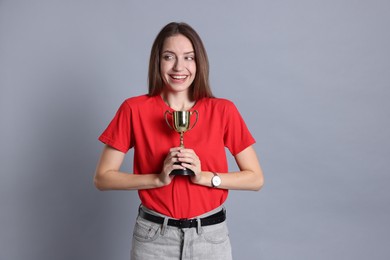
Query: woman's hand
[[174, 148, 202, 184], [159, 147, 183, 186], [160, 147, 202, 185]]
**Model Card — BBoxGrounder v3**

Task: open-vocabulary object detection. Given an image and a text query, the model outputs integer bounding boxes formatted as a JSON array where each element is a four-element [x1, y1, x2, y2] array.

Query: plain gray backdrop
[[1, 0, 389, 259]]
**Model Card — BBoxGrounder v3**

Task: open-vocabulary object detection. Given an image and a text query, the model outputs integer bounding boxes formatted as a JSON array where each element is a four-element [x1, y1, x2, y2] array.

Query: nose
[[173, 57, 184, 71]]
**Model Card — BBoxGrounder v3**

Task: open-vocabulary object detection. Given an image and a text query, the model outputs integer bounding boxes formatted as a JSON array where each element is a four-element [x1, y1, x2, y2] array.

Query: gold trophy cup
[[164, 110, 199, 175]]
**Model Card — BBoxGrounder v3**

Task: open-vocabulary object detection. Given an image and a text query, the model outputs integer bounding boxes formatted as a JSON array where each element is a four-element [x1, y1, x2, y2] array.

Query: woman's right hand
[[159, 147, 183, 186]]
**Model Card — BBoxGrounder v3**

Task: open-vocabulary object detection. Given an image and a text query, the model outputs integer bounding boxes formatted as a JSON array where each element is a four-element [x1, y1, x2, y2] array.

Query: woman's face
[[160, 34, 196, 94]]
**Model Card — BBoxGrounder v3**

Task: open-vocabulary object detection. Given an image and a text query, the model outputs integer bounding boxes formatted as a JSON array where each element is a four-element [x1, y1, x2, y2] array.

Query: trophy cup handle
[[188, 110, 199, 131], [164, 110, 173, 130]]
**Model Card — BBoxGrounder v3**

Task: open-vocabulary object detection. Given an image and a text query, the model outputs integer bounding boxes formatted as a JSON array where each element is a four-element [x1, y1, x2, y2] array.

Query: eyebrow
[[162, 50, 195, 55]]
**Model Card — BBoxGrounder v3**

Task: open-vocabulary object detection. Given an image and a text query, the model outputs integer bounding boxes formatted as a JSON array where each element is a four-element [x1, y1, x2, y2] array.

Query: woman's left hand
[[176, 148, 202, 183]]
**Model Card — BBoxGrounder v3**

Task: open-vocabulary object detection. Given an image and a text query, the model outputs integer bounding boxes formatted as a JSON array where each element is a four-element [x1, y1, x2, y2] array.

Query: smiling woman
[[148, 22, 212, 102], [94, 22, 264, 260], [160, 34, 197, 107]]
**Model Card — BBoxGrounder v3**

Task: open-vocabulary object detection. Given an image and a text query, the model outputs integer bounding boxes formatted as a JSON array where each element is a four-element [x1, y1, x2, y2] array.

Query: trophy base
[[170, 168, 195, 176]]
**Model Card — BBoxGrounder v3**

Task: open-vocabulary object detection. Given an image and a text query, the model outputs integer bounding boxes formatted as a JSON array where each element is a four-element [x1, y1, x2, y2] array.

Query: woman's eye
[[163, 55, 174, 60], [185, 56, 195, 61]]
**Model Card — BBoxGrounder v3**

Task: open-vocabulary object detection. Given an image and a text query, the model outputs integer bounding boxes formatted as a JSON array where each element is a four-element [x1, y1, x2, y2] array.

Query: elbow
[[94, 173, 107, 191], [252, 171, 264, 191], [254, 177, 264, 191]]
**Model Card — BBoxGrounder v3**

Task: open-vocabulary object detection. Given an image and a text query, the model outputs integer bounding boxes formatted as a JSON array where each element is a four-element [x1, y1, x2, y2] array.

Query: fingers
[[175, 148, 201, 175], [164, 147, 201, 176], [168, 148, 197, 163], [162, 148, 185, 175]]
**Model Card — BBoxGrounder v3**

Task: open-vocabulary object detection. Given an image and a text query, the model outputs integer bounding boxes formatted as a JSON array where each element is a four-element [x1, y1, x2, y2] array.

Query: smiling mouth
[[170, 75, 188, 80]]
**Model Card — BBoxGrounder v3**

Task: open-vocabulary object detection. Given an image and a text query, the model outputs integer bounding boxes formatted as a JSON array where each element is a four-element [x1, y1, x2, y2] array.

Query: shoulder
[[201, 97, 238, 111], [123, 94, 151, 105], [122, 94, 160, 109]]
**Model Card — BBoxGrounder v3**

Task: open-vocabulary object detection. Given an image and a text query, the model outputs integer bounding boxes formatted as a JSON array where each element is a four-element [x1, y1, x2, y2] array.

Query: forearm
[[94, 170, 162, 191], [196, 170, 264, 191], [193, 146, 264, 191]]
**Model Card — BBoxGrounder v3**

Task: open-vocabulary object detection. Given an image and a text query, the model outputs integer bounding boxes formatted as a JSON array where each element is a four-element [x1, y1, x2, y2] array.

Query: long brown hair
[[148, 22, 213, 100]]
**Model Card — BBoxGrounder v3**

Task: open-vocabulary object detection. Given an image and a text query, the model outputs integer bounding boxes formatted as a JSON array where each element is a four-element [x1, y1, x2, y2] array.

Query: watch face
[[212, 176, 221, 187]]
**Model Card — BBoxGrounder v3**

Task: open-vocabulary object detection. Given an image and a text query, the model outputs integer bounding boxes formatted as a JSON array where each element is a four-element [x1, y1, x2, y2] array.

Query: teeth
[[171, 75, 187, 79]]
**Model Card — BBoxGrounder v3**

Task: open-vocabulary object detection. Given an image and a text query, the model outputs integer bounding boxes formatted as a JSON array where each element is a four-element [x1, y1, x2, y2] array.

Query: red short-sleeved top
[[99, 94, 255, 218]]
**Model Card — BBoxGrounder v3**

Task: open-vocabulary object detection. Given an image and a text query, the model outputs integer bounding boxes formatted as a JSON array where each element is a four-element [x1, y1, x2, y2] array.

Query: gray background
[[1, 0, 389, 259]]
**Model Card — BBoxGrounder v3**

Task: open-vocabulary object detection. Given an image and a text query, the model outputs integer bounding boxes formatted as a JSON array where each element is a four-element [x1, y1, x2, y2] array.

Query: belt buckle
[[178, 218, 195, 228]]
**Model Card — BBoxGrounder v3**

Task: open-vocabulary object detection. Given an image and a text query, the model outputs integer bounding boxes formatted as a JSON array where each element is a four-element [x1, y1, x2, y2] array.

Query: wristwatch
[[211, 172, 221, 187]]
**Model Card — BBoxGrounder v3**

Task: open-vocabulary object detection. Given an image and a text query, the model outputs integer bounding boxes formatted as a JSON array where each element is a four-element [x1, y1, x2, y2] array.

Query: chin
[[167, 84, 192, 92]]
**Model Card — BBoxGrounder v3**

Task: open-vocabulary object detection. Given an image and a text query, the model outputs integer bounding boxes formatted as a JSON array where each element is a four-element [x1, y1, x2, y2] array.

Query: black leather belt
[[139, 208, 226, 228]]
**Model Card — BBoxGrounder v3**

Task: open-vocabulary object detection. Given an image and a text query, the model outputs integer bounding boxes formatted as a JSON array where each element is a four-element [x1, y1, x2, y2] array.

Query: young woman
[[94, 22, 264, 260]]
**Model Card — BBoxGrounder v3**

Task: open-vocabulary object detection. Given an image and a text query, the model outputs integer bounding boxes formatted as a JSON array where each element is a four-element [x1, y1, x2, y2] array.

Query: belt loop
[[196, 217, 203, 235], [160, 217, 169, 236]]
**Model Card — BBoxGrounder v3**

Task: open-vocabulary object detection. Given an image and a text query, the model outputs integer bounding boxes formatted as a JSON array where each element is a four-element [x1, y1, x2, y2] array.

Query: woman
[[94, 22, 264, 260]]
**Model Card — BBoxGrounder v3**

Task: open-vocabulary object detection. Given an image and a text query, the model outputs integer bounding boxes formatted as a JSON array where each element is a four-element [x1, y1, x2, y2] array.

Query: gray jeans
[[131, 205, 233, 260]]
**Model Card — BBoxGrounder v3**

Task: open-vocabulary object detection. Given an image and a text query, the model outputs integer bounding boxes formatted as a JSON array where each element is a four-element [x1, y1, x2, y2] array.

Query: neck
[[161, 92, 195, 111]]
